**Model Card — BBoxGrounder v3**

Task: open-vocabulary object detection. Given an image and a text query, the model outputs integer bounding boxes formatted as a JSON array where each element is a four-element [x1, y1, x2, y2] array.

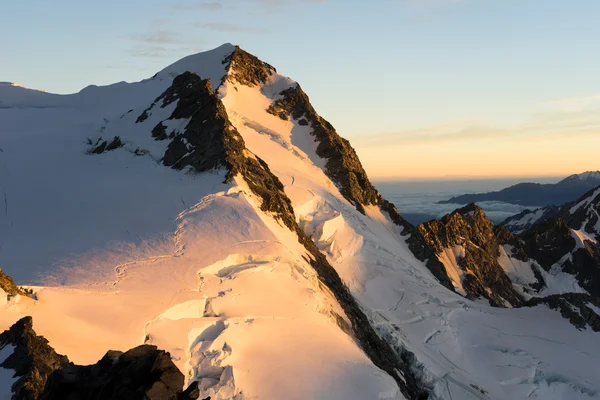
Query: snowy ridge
[[0, 44, 599, 399], [563, 171, 600, 182]]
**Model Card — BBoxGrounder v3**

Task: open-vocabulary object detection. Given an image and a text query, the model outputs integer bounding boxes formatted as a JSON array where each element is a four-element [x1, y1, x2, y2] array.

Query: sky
[[2, 0, 599, 179]]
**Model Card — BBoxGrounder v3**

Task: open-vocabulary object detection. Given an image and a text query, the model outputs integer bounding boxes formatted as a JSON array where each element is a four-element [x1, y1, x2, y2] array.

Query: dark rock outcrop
[[409, 204, 524, 307], [89, 136, 123, 154], [0, 316, 70, 399], [519, 218, 576, 270], [40, 345, 187, 400], [0, 317, 199, 400]]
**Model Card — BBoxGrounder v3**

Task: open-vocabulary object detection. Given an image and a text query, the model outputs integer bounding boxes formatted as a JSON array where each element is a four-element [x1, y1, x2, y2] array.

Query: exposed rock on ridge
[[265, 84, 414, 233], [0, 268, 33, 298], [222, 45, 276, 87]]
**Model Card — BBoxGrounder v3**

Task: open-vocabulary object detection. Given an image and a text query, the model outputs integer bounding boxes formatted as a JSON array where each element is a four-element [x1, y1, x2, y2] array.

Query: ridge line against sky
[[1, 0, 599, 178]]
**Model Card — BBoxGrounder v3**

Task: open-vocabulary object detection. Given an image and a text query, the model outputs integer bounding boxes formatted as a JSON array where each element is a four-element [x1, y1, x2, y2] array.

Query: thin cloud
[[128, 46, 174, 58], [351, 106, 600, 148], [128, 45, 202, 59], [152, 18, 171, 26], [126, 29, 204, 59], [542, 94, 600, 113], [173, 2, 223, 11], [196, 22, 267, 34], [127, 30, 193, 45]]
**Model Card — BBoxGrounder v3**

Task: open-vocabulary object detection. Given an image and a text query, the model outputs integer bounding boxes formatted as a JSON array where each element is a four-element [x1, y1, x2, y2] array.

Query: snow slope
[[0, 44, 598, 399]]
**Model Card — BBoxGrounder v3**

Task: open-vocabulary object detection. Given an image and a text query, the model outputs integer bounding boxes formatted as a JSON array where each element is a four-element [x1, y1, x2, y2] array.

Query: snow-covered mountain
[[1, 44, 599, 400]]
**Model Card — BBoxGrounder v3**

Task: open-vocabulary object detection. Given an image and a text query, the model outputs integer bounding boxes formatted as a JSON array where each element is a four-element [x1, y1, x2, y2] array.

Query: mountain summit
[[1, 44, 598, 400]]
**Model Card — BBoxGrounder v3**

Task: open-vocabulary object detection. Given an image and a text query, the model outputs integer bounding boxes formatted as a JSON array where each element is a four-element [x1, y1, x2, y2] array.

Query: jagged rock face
[[0, 316, 70, 399], [407, 234, 455, 293], [525, 293, 600, 332], [0, 317, 198, 400], [40, 345, 186, 400], [138, 72, 243, 173], [410, 204, 523, 307]]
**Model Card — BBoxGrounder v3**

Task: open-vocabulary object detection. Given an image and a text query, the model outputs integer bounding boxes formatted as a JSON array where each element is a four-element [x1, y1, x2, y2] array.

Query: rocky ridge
[[408, 204, 524, 307], [127, 62, 429, 399]]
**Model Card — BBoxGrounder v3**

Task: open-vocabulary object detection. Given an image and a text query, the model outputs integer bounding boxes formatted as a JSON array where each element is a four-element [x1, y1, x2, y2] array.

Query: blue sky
[[2, 0, 600, 178]]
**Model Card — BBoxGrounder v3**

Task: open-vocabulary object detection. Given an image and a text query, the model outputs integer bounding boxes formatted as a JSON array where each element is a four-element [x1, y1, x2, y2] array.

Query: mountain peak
[[560, 170, 600, 183], [155, 43, 237, 89], [223, 45, 277, 87], [451, 202, 484, 217]]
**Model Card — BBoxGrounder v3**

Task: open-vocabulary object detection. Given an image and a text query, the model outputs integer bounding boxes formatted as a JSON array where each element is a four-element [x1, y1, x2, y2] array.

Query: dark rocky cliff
[[0, 317, 199, 400]]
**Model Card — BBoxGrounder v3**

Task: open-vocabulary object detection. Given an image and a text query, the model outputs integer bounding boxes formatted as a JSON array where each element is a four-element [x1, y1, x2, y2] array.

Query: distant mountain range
[[439, 171, 600, 207]]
